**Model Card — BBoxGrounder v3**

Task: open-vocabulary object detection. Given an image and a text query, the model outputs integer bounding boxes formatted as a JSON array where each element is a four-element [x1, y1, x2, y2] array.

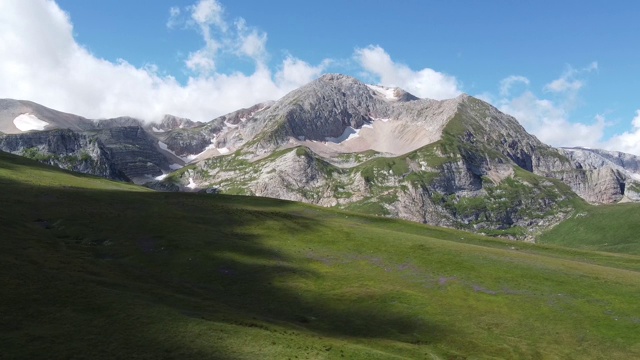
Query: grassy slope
[[1, 151, 640, 359], [539, 203, 640, 255]]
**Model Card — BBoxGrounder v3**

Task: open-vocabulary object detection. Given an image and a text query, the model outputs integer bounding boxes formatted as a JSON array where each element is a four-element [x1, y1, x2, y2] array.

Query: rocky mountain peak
[[0, 99, 95, 134], [156, 115, 201, 132], [93, 116, 143, 129]]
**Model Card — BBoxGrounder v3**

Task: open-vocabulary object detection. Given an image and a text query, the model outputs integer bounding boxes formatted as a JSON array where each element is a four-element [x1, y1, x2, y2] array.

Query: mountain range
[[2, 73, 640, 239]]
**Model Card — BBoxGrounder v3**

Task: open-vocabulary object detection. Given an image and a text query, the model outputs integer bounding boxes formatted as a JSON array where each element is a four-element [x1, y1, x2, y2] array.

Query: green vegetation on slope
[[1, 151, 640, 359], [539, 202, 640, 255]]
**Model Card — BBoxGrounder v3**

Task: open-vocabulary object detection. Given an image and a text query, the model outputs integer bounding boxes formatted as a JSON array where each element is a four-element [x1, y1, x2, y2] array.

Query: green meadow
[[1, 151, 639, 359], [539, 202, 640, 255]]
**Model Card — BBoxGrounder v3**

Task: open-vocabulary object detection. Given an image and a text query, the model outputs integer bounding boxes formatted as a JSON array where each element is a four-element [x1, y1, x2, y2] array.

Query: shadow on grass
[[0, 154, 449, 359]]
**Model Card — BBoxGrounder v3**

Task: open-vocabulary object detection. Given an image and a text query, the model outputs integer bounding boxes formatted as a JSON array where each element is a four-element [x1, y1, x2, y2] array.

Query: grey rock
[[0, 99, 95, 133], [5, 74, 640, 239]]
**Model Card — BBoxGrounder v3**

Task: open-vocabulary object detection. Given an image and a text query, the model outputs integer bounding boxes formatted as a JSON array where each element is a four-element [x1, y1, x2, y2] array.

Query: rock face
[[155, 74, 640, 238], [0, 129, 127, 180], [155, 115, 201, 132], [551, 147, 640, 203], [93, 126, 170, 180], [0, 99, 184, 183], [0, 99, 95, 134], [0, 125, 172, 182], [4, 75, 640, 237]]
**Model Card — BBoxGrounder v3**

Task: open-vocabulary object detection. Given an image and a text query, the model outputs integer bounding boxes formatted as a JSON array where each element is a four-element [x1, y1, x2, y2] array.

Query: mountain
[[2, 150, 640, 359], [0, 99, 95, 133], [3, 75, 640, 238], [555, 147, 640, 203], [0, 99, 202, 183], [147, 74, 640, 238]]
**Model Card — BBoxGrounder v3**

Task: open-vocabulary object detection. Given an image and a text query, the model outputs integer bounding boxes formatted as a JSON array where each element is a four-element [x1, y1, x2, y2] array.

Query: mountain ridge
[[2, 74, 640, 238]]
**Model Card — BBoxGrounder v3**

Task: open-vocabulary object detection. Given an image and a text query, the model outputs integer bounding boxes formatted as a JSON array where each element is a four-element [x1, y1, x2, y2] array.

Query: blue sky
[[2, 0, 640, 154]]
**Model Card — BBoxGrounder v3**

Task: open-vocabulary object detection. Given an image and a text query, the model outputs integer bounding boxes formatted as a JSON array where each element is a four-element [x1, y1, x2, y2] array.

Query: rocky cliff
[[0, 129, 127, 180], [158, 76, 592, 238], [0, 99, 180, 183], [4, 75, 640, 239], [0, 125, 172, 182]]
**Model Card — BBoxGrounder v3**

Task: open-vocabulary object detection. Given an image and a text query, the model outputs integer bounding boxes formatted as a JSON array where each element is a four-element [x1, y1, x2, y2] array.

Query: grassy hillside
[[1, 151, 640, 359], [538, 203, 640, 255]]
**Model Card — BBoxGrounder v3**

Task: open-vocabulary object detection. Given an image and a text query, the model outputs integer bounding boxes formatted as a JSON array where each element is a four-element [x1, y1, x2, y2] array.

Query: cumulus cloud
[[354, 45, 462, 100], [499, 91, 607, 148], [190, 0, 226, 31], [605, 110, 640, 154], [544, 62, 598, 94], [0, 0, 328, 122], [499, 75, 529, 97], [492, 64, 609, 148]]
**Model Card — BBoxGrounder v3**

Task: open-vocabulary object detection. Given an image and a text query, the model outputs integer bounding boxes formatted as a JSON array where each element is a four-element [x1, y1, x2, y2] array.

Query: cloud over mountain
[[354, 45, 462, 100], [0, 0, 327, 122]]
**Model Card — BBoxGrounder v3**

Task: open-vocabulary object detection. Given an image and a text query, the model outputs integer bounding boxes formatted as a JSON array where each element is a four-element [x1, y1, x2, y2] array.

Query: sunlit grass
[[539, 202, 640, 255]]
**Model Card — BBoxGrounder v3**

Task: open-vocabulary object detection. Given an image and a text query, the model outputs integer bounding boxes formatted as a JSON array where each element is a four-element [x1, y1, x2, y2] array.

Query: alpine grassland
[[1, 151, 639, 359], [539, 202, 640, 255]]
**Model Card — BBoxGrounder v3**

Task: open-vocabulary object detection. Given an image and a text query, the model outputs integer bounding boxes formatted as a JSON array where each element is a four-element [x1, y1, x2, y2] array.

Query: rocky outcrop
[[0, 125, 173, 182], [93, 126, 170, 180], [94, 117, 143, 129], [161, 129, 212, 157], [0, 129, 127, 180], [163, 76, 640, 237], [5, 75, 640, 238], [154, 115, 201, 132], [0, 99, 95, 134], [549, 147, 640, 203]]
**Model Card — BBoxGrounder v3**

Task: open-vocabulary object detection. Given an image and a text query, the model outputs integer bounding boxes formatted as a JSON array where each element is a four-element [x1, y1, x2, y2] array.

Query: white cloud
[[183, 0, 226, 74], [234, 18, 267, 61], [606, 110, 640, 154], [190, 0, 226, 31], [166, 6, 181, 29], [499, 91, 607, 147], [176, 0, 270, 73], [499, 75, 529, 96], [492, 64, 610, 149], [544, 62, 598, 94], [276, 57, 330, 90], [354, 45, 462, 100], [491, 67, 640, 156], [185, 49, 217, 73], [545, 77, 584, 93], [0, 0, 328, 123]]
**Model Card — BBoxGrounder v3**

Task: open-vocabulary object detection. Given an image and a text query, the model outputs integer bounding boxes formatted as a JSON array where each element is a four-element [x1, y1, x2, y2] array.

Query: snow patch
[[169, 163, 183, 170], [366, 84, 399, 100], [370, 116, 390, 123], [154, 174, 168, 180], [160, 137, 230, 163], [13, 114, 49, 131], [187, 177, 197, 189], [152, 127, 165, 133], [224, 120, 239, 128], [183, 142, 230, 161], [326, 127, 361, 143]]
